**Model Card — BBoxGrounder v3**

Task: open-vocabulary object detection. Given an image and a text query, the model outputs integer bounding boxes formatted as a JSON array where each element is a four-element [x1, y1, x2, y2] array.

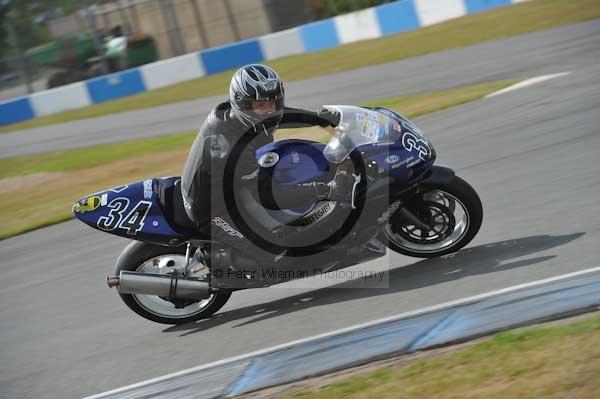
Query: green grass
[[0, 131, 195, 180], [1, 0, 598, 133], [0, 79, 516, 181], [286, 315, 600, 399]]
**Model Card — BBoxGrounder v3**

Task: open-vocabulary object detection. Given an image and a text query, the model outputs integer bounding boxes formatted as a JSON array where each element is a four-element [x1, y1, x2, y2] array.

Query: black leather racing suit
[[181, 101, 335, 256]]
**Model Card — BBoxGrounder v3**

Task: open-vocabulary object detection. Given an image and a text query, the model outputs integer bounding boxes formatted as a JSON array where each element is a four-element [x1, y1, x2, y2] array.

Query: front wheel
[[114, 241, 231, 324], [381, 176, 483, 258]]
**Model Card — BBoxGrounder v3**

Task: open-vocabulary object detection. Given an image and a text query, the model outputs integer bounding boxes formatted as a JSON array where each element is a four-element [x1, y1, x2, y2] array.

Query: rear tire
[[114, 241, 231, 324], [382, 176, 483, 258]]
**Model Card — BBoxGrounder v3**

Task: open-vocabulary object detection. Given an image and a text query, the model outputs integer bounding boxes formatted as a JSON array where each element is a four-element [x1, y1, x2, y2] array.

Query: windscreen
[[323, 105, 393, 163]]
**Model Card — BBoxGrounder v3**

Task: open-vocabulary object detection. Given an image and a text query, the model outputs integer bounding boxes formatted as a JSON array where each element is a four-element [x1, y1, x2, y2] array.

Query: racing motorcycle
[[73, 105, 483, 324]]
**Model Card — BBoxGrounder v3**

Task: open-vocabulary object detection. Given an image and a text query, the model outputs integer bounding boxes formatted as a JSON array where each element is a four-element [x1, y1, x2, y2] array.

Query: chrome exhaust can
[[107, 271, 211, 300]]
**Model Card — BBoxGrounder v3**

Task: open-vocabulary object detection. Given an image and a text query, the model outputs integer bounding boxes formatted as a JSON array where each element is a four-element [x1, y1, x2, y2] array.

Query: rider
[[181, 64, 352, 262]]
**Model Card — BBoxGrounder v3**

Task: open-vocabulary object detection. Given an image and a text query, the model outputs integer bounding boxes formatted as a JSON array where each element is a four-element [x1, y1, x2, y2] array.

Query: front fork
[[385, 185, 434, 231]]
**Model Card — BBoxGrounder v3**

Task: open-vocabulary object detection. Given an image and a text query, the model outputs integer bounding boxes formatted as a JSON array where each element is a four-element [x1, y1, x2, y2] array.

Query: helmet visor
[[251, 99, 277, 116]]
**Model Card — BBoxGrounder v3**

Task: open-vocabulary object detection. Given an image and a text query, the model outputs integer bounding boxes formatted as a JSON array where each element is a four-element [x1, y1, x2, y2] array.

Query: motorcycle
[[73, 105, 483, 324]]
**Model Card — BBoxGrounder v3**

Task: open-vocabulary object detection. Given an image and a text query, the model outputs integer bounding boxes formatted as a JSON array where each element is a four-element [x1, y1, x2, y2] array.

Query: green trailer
[[26, 33, 159, 89]]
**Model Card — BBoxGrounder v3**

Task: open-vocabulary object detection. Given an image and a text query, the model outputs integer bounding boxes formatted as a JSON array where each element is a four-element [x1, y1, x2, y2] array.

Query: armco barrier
[[414, 0, 467, 26], [258, 28, 305, 61], [334, 8, 382, 44], [0, 0, 524, 127], [200, 40, 265, 75], [86, 69, 147, 104], [29, 81, 92, 117], [140, 52, 206, 91], [0, 97, 35, 125], [375, 1, 421, 36], [299, 19, 341, 52]]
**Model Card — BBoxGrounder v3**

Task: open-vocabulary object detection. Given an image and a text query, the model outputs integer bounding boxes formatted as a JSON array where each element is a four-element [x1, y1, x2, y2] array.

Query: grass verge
[[0, 79, 516, 239], [1, 0, 598, 133], [0, 131, 195, 180], [283, 314, 600, 399]]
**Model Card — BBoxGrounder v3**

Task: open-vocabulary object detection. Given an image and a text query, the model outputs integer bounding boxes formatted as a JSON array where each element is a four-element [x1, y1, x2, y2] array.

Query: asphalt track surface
[[1, 20, 600, 399], [1, 20, 599, 158]]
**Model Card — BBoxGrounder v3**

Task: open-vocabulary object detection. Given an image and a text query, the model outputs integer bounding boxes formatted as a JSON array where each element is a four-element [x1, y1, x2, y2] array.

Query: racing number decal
[[97, 198, 151, 235], [402, 132, 431, 161], [97, 198, 129, 231], [121, 201, 152, 235]]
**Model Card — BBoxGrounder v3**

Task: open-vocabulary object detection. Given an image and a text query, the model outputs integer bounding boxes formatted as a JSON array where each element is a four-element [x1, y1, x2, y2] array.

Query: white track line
[[85, 266, 600, 399], [486, 71, 572, 98]]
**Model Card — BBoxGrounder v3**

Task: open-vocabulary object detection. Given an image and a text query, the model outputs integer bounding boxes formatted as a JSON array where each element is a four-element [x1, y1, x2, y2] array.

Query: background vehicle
[[26, 29, 158, 89]]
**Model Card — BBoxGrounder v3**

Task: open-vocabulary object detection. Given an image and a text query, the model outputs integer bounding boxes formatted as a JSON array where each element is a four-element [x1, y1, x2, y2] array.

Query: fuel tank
[[256, 139, 333, 186]]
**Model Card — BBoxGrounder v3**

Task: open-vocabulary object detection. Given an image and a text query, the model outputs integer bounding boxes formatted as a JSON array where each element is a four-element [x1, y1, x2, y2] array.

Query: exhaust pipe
[[106, 271, 211, 300]]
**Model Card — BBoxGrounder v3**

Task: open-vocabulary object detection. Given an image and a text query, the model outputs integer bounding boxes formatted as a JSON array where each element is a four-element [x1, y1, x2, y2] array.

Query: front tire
[[114, 241, 231, 324], [382, 175, 483, 258]]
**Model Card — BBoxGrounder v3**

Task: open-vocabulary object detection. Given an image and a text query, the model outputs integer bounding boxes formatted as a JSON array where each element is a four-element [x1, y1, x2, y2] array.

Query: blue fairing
[[72, 177, 189, 246], [257, 139, 331, 185], [258, 108, 435, 189]]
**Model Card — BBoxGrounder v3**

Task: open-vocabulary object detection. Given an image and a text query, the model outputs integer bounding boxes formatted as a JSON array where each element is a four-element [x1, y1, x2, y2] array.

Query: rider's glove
[[317, 108, 341, 127]]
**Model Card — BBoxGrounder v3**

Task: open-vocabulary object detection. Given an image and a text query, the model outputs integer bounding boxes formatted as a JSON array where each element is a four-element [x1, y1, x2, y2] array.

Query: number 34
[[97, 198, 152, 235]]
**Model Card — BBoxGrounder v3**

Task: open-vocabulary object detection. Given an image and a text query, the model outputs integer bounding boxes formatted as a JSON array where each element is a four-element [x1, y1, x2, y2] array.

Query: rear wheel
[[114, 241, 231, 324], [382, 176, 483, 258]]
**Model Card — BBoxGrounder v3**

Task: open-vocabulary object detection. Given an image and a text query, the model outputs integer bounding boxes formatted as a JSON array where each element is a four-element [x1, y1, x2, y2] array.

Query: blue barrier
[[375, 0, 421, 36], [200, 40, 264, 75], [464, 0, 512, 13], [86, 69, 146, 104], [0, 0, 526, 127], [299, 19, 340, 52], [0, 97, 35, 125]]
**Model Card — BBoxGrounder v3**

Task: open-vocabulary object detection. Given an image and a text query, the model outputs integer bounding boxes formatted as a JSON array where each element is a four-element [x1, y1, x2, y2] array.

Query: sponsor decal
[[73, 194, 108, 214], [407, 159, 421, 168], [374, 141, 394, 147], [391, 156, 414, 169], [258, 152, 279, 168], [143, 179, 153, 200], [295, 202, 333, 226], [359, 110, 389, 140], [377, 200, 402, 224], [291, 151, 300, 164], [361, 119, 380, 140], [212, 217, 244, 238], [385, 154, 400, 164]]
